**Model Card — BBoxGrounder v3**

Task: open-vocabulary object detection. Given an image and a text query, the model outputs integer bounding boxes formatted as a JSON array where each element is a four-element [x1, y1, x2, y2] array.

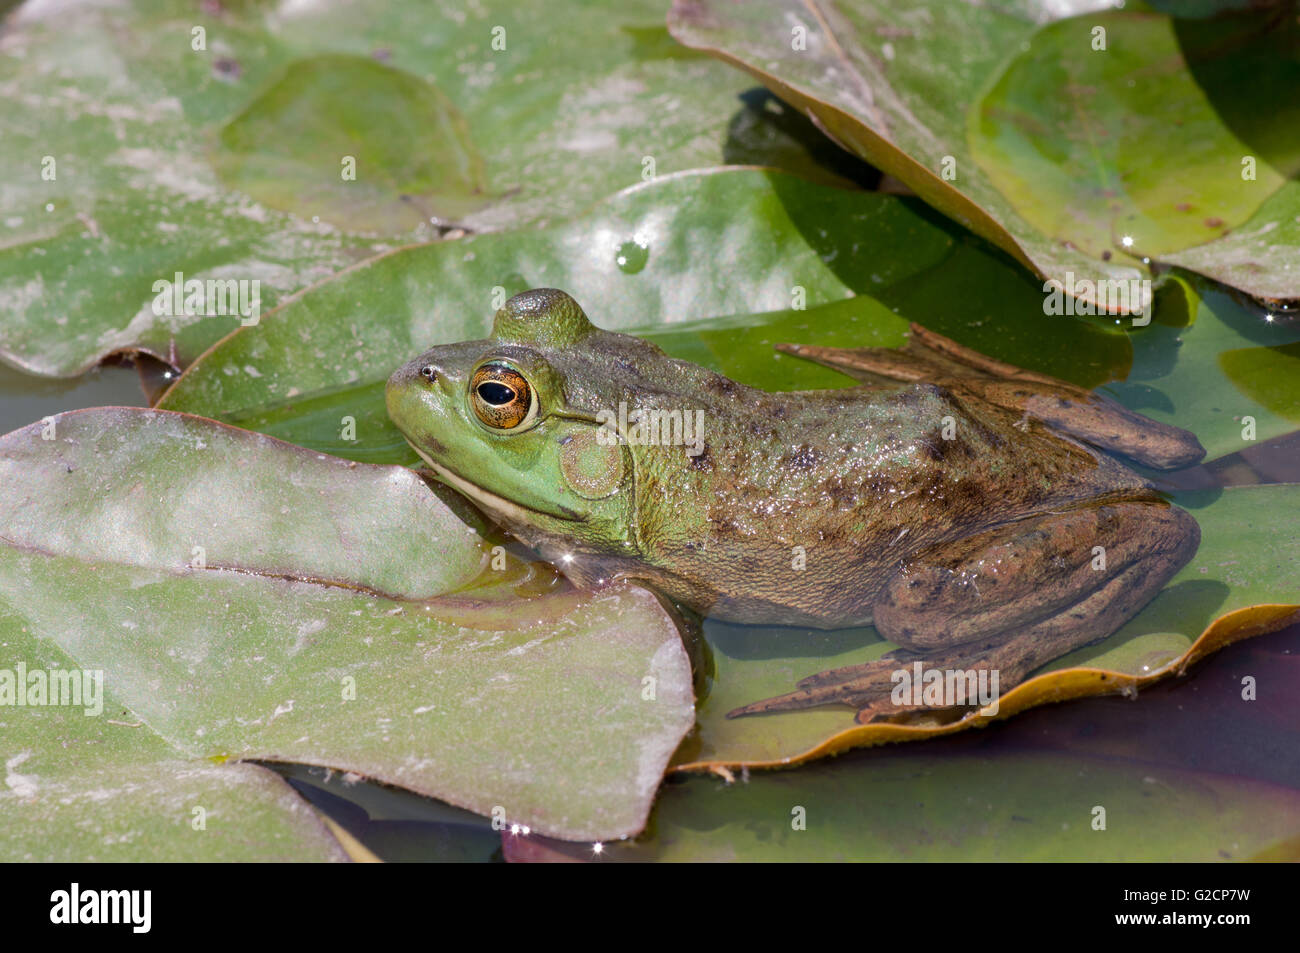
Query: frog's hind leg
[[778, 323, 1204, 470], [727, 500, 1199, 722]]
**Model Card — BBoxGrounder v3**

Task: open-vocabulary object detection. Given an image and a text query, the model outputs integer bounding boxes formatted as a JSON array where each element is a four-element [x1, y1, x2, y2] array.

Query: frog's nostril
[[419, 364, 437, 382]]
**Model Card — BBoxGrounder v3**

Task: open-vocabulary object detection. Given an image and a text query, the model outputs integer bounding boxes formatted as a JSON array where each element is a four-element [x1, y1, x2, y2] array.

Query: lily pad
[[160, 171, 1297, 467], [0, 408, 694, 856], [158, 168, 1132, 462], [154, 172, 1297, 774], [1, 714, 351, 863], [0, 408, 487, 595], [1161, 182, 1300, 303], [509, 743, 1300, 862], [667, 0, 1300, 307], [1105, 282, 1300, 462], [973, 10, 1299, 267], [0, 0, 845, 376], [212, 54, 492, 231], [505, 620, 1300, 861], [672, 484, 1299, 770], [258, 619, 1300, 862]]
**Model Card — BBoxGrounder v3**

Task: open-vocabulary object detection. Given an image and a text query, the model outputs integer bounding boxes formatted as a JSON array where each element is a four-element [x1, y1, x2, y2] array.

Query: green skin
[[387, 289, 1204, 719]]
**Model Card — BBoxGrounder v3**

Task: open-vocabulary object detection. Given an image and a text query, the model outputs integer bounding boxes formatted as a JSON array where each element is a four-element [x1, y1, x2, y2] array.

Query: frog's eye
[[470, 362, 537, 430]]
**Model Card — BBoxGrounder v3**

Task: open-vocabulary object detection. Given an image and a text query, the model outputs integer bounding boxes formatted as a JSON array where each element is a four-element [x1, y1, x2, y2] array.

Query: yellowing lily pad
[[672, 485, 1300, 770]]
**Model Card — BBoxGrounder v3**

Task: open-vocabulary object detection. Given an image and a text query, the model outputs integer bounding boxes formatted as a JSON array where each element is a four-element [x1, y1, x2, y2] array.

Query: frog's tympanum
[[387, 289, 1204, 721]]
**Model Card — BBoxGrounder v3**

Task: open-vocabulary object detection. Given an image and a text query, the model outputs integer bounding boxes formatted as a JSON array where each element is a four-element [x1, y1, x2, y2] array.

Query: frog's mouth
[[408, 443, 583, 525]]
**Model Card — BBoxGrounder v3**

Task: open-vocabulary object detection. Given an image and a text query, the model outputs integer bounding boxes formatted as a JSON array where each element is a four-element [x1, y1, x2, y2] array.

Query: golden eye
[[470, 363, 536, 430]]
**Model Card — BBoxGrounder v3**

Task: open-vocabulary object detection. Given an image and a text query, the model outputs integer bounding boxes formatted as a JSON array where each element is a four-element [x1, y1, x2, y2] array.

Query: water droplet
[[615, 239, 649, 274]]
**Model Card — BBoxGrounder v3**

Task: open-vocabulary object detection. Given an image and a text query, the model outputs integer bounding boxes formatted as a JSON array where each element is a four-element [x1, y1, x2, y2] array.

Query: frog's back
[[631, 378, 1155, 626]]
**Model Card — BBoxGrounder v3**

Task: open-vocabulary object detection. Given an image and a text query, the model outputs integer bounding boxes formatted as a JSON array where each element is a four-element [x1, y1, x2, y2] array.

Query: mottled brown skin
[[386, 289, 1204, 720]]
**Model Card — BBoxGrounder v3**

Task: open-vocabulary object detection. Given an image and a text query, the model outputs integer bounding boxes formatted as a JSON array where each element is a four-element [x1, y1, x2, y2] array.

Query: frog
[[386, 288, 1204, 722]]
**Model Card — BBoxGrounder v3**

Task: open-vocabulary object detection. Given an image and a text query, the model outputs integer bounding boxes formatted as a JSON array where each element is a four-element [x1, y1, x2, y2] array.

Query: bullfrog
[[386, 289, 1203, 721]]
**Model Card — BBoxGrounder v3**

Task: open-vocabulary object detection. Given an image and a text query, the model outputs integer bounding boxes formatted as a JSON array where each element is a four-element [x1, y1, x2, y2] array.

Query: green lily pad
[[160, 171, 1296, 467], [254, 619, 1300, 862], [1161, 182, 1300, 304], [667, 0, 1300, 307], [1107, 282, 1300, 461], [0, 408, 487, 596], [973, 11, 1299, 265], [1, 710, 351, 863], [0, 408, 694, 856], [0, 0, 382, 377], [1218, 341, 1300, 424], [509, 746, 1300, 862], [159, 168, 1133, 462], [212, 54, 491, 231], [0, 0, 846, 377], [508, 618, 1300, 861]]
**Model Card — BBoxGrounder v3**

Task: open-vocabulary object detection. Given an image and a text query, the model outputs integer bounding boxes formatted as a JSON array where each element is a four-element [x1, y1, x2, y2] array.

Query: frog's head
[[387, 288, 662, 560]]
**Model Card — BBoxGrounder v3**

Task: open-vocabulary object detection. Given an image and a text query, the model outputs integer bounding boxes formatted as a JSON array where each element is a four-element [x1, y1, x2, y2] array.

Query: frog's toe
[[794, 656, 906, 691], [725, 687, 836, 718], [726, 656, 906, 717]]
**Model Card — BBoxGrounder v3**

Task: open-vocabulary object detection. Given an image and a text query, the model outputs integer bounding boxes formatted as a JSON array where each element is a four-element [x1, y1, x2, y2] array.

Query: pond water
[[0, 360, 146, 436]]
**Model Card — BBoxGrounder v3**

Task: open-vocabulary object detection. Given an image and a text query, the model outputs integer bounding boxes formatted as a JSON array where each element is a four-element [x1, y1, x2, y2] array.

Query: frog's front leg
[[727, 500, 1199, 722]]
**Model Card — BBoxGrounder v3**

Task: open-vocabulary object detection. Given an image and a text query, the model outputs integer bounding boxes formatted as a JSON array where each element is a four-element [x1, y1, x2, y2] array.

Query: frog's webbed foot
[[726, 639, 1030, 724], [725, 649, 931, 722], [778, 323, 1205, 470], [728, 501, 1200, 723]]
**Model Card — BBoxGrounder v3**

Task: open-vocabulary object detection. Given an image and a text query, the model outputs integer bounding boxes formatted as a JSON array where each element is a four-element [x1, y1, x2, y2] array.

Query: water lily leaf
[[1218, 341, 1300, 425], [510, 741, 1300, 862], [0, 408, 487, 596], [508, 619, 1300, 861], [1, 709, 351, 863], [673, 485, 1299, 770], [667, 0, 1300, 307], [249, 618, 1300, 862], [212, 54, 491, 231], [160, 172, 1296, 467], [1108, 283, 1300, 461], [0, 408, 694, 856], [0, 1, 382, 378], [0, 0, 840, 377], [158, 168, 1130, 461], [973, 10, 1299, 266], [152, 170, 1296, 775], [1160, 182, 1300, 304]]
